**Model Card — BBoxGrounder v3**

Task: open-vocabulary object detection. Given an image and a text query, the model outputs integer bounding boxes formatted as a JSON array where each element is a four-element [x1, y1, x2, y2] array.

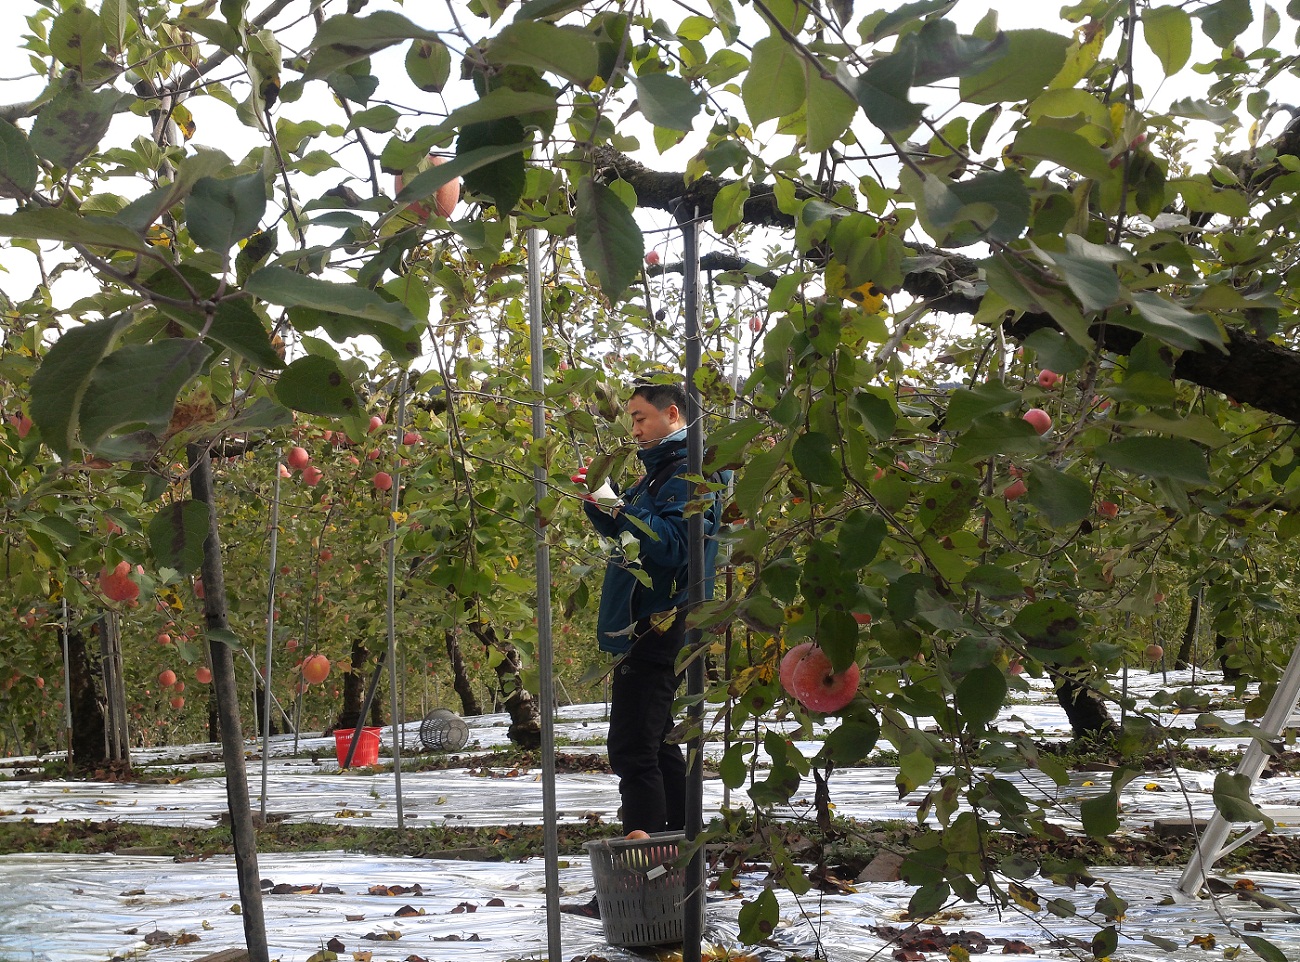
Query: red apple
[[394, 155, 460, 219], [1023, 408, 1052, 435], [98, 561, 140, 603], [8, 413, 32, 438], [195, 666, 213, 684], [302, 465, 323, 486], [34, 676, 44, 689], [1153, 592, 1166, 604], [1037, 369, 1060, 389], [157, 632, 171, 645], [644, 250, 660, 266], [852, 612, 872, 625], [748, 316, 763, 333], [787, 647, 860, 713], [319, 549, 333, 561], [1004, 479, 1028, 500], [302, 653, 331, 684], [287, 446, 311, 470], [158, 669, 177, 687], [368, 415, 384, 434], [169, 695, 185, 710], [779, 642, 815, 695], [278, 463, 291, 479], [285, 638, 299, 651], [1098, 501, 1119, 518], [172, 680, 185, 694], [1144, 643, 1164, 661], [373, 471, 393, 491]]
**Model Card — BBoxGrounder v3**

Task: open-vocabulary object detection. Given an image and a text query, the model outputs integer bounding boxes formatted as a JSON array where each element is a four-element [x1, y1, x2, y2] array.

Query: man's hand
[[573, 462, 621, 513]]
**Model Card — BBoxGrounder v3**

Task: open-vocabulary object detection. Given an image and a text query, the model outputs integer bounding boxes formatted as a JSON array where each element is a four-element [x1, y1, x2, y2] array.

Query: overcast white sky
[[0, 1, 1287, 331]]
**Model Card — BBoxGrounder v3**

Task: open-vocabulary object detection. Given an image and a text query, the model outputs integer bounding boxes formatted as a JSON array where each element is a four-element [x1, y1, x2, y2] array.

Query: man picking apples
[[577, 383, 727, 831]]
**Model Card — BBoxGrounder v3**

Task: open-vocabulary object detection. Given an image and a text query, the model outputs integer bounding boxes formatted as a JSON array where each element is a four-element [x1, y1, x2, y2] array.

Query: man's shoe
[[559, 895, 601, 919]]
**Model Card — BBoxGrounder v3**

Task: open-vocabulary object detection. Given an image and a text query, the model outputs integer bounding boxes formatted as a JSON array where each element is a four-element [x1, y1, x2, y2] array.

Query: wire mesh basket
[[584, 831, 702, 947], [419, 708, 469, 751]]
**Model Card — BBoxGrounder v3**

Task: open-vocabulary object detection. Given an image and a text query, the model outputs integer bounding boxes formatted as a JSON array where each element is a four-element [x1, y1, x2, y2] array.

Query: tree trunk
[[1216, 632, 1243, 681], [333, 637, 384, 731], [1174, 592, 1199, 669], [446, 629, 481, 717], [1054, 672, 1115, 740], [466, 621, 541, 748], [95, 613, 131, 764], [64, 623, 110, 770]]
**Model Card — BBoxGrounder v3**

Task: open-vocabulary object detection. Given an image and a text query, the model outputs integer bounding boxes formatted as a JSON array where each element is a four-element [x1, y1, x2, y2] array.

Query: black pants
[[608, 655, 686, 834]]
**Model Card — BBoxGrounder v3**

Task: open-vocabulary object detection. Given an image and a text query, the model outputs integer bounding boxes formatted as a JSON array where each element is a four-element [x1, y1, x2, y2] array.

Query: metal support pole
[[529, 228, 563, 962], [679, 205, 706, 959], [1176, 641, 1300, 895], [260, 448, 282, 821], [386, 375, 408, 829]]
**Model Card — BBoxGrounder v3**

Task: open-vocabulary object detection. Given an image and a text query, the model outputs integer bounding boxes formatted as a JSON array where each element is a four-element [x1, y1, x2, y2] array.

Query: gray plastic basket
[[583, 831, 703, 947]]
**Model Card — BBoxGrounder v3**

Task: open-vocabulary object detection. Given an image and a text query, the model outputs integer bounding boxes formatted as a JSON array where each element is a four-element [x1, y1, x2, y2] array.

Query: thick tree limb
[[596, 145, 1300, 422]]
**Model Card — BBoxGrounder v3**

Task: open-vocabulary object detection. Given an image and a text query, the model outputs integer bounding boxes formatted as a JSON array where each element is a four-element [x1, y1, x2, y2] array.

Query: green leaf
[[837, 509, 886, 569], [863, 0, 957, 41], [1195, 0, 1253, 48], [574, 175, 642, 302], [246, 266, 419, 331], [144, 265, 284, 369], [396, 140, 527, 207], [1243, 935, 1289, 962], [1080, 791, 1120, 838], [405, 38, 451, 93], [916, 475, 980, 537], [49, 3, 106, 74], [712, 180, 750, 234], [1122, 291, 1225, 352], [959, 29, 1071, 104], [485, 21, 598, 85], [1141, 6, 1193, 75], [820, 718, 880, 766], [1097, 437, 1210, 485], [79, 340, 212, 454], [307, 11, 442, 77], [804, 68, 857, 152], [0, 119, 38, 199], [1026, 465, 1092, 528], [1213, 771, 1273, 826], [30, 83, 124, 169], [963, 564, 1024, 600], [632, 73, 702, 131], [952, 414, 1048, 462], [1012, 125, 1113, 181], [848, 390, 897, 440], [908, 20, 1009, 85], [288, 305, 422, 363], [944, 381, 1021, 432], [457, 117, 527, 213], [101, 0, 134, 53], [274, 355, 364, 418], [0, 208, 151, 254], [186, 170, 267, 253], [719, 742, 749, 789], [737, 887, 780, 946], [148, 500, 211, 576], [840, 47, 922, 131], [29, 315, 131, 460], [792, 431, 841, 487], [743, 36, 808, 126], [734, 438, 791, 519], [956, 665, 1006, 728]]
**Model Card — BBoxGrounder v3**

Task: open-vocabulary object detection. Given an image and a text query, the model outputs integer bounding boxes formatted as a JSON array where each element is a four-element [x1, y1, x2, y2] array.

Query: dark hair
[[630, 379, 687, 412]]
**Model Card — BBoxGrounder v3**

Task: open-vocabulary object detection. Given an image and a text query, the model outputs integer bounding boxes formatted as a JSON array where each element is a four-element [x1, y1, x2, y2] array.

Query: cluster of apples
[[157, 668, 189, 709], [98, 561, 140, 603], [780, 642, 860, 714]]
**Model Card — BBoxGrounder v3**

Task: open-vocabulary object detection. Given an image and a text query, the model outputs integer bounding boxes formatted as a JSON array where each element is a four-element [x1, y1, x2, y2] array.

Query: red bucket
[[333, 727, 382, 767]]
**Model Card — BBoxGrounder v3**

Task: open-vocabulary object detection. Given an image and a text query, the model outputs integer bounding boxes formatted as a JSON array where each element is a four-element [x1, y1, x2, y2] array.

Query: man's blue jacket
[[583, 436, 725, 661]]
